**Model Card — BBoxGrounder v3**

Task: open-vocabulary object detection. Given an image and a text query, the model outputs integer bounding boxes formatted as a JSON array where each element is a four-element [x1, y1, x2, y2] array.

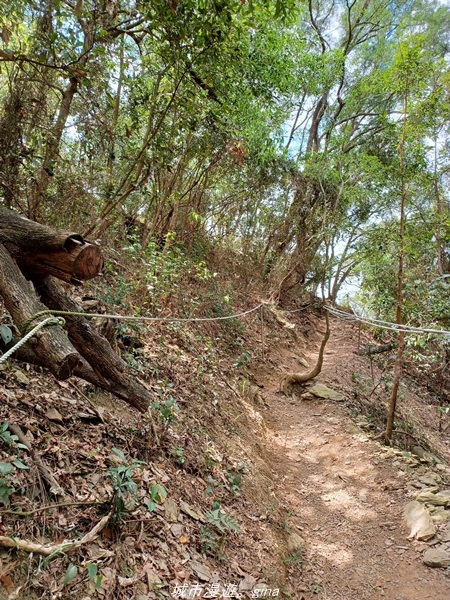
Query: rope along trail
[[0, 304, 264, 364], [325, 305, 450, 337], [0, 318, 66, 364], [3, 301, 449, 365]]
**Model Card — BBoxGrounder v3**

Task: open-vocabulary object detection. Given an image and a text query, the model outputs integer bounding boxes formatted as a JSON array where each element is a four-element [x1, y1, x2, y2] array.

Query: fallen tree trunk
[[0, 211, 151, 412], [0, 206, 103, 284], [34, 277, 152, 413], [356, 342, 395, 356], [0, 339, 147, 409], [0, 244, 81, 379]]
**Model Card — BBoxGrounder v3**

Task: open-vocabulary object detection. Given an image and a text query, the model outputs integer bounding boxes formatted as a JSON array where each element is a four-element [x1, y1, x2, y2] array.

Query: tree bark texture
[[0, 206, 103, 284], [34, 277, 152, 413], [0, 244, 81, 379], [0, 338, 148, 410]]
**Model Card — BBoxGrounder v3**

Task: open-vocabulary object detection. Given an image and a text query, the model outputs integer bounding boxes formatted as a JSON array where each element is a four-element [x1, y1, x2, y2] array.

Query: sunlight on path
[[258, 319, 450, 600]]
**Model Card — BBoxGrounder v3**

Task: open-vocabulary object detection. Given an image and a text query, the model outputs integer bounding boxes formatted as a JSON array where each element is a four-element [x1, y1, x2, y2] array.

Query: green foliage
[[0, 324, 12, 344], [87, 563, 97, 582], [205, 500, 239, 534], [171, 445, 186, 466], [283, 550, 304, 565], [355, 210, 450, 327], [107, 448, 168, 519], [86, 563, 103, 590], [198, 500, 239, 558], [204, 475, 219, 495], [0, 466, 15, 508], [108, 448, 171, 521], [1, 0, 450, 375], [0, 422, 26, 449], [225, 472, 242, 495], [0, 423, 30, 507], [151, 394, 180, 426], [107, 448, 145, 520], [146, 483, 168, 513], [233, 351, 252, 369], [63, 563, 78, 587], [308, 581, 323, 595], [199, 525, 219, 556], [139, 237, 212, 305]]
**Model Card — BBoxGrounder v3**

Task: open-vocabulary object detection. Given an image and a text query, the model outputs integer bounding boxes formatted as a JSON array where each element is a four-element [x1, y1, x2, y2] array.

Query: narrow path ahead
[[257, 319, 450, 600]]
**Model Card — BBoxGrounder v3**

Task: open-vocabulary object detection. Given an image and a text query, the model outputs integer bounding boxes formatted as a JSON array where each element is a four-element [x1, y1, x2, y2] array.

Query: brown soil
[[1, 303, 450, 600], [256, 316, 450, 600]]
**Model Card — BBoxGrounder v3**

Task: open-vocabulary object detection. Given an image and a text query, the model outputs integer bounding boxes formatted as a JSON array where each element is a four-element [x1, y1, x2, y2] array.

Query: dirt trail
[[257, 318, 450, 600]]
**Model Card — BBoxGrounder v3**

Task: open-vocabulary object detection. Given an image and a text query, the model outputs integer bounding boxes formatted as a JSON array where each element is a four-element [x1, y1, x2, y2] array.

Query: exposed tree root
[[281, 310, 330, 394], [0, 507, 113, 556], [265, 304, 301, 345]]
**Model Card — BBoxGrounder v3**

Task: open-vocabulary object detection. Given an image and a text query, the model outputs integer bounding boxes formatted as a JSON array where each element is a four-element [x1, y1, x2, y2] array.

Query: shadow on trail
[[257, 319, 449, 600]]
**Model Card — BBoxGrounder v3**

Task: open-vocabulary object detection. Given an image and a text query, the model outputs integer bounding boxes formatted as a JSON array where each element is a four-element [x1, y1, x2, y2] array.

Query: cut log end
[[0, 207, 104, 284], [0, 243, 82, 381], [26, 327, 82, 379], [73, 244, 104, 280]]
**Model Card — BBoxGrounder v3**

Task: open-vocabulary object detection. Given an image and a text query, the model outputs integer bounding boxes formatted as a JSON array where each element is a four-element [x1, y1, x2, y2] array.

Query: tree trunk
[[34, 277, 152, 413], [0, 244, 81, 380], [29, 14, 95, 219], [0, 338, 148, 410], [0, 206, 103, 284], [0, 89, 24, 209], [385, 88, 409, 442]]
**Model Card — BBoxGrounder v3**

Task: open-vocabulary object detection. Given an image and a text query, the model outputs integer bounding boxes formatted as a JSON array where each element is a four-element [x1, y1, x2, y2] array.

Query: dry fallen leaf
[[45, 407, 64, 423], [0, 573, 13, 593]]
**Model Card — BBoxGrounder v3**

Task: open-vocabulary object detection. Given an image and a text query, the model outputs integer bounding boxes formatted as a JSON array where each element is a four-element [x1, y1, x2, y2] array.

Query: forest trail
[[256, 317, 450, 600]]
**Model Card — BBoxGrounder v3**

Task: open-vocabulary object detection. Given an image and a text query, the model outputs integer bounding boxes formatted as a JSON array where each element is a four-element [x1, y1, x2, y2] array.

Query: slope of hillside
[[0, 299, 449, 599]]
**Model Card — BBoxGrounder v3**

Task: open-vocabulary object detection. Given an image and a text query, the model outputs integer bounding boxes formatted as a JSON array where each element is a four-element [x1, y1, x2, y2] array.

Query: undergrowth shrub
[[97, 233, 238, 323]]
